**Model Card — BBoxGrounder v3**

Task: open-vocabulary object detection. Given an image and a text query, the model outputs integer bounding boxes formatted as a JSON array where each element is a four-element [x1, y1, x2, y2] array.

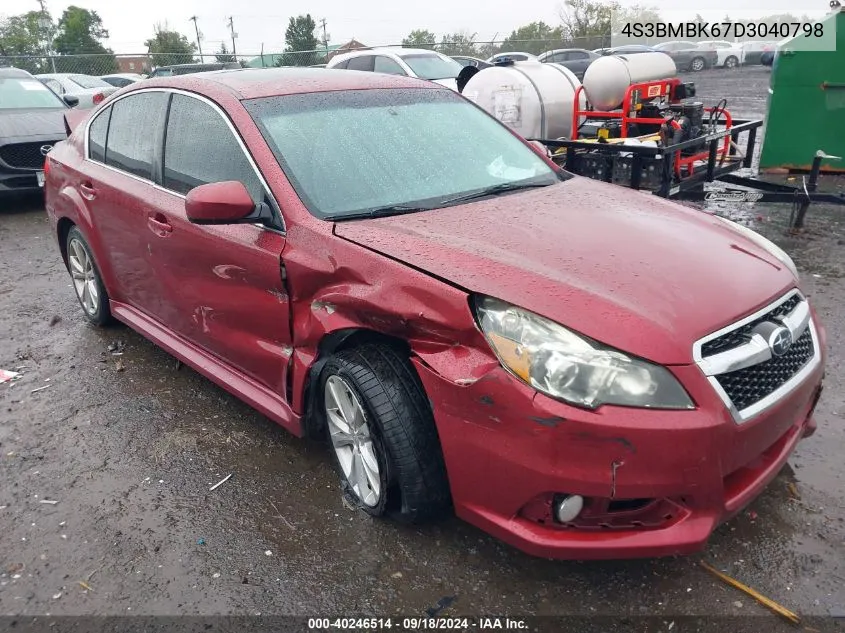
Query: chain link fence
[[1, 36, 615, 76]]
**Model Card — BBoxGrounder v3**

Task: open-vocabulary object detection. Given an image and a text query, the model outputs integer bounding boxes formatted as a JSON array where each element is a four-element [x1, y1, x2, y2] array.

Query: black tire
[[724, 55, 739, 69], [319, 344, 451, 523], [66, 226, 112, 326], [690, 56, 706, 72]]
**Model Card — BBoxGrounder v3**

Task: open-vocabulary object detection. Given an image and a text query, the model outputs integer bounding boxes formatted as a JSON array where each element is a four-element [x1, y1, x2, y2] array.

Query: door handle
[[79, 181, 97, 200], [147, 213, 173, 235]]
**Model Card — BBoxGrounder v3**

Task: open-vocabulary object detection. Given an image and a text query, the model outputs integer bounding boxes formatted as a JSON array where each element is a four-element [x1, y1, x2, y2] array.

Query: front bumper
[[0, 170, 43, 196], [414, 321, 826, 560]]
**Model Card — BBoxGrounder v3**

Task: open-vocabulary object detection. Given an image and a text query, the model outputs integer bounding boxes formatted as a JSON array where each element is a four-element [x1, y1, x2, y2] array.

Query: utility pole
[[320, 18, 329, 55], [189, 16, 203, 60], [227, 17, 237, 58], [36, 0, 57, 72]]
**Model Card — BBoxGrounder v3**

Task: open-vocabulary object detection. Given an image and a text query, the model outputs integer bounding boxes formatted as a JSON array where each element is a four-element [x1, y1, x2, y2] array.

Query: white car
[[486, 52, 538, 63], [36, 73, 117, 108], [99, 73, 145, 88], [327, 48, 464, 91], [740, 40, 780, 65], [699, 40, 745, 68]]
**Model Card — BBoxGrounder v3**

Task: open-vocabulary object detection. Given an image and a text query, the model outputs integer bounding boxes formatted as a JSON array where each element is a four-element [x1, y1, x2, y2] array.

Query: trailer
[[529, 74, 845, 231]]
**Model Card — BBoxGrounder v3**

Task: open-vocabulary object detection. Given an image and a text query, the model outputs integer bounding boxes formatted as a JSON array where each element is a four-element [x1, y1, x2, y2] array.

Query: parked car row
[[474, 40, 779, 78]]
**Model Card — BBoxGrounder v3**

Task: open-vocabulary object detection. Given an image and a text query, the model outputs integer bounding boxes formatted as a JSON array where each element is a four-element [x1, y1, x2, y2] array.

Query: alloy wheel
[[691, 58, 705, 72], [324, 375, 381, 507], [68, 237, 99, 315]]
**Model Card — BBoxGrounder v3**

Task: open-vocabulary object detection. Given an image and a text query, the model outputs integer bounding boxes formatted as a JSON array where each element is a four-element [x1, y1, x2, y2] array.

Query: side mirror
[[63, 95, 79, 107], [185, 181, 272, 225]]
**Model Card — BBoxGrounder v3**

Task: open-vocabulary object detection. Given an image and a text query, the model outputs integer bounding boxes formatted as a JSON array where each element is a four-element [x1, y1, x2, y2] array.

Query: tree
[[145, 23, 196, 68], [438, 31, 478, 56], [560, 0, 616, 46], [0, 11, 55, 73], [499, 22, 564, 55], [52, 6, 117, 74], [278, 14, 318, 66], [215, 42, 235, 62], [402, 29, 436, 49], [612, 4, 663, 44]]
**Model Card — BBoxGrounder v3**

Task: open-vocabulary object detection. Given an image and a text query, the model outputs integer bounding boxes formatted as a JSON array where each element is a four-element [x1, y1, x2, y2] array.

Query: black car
[[0, 67, 76, 197], [653, 41, 718, 72], [147, 62, 241, 78], [537, 48, 600, 79]]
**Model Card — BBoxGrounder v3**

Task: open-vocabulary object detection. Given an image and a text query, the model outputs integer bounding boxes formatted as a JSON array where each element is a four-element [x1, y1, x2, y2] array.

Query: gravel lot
[[1, 66, 843, 630]]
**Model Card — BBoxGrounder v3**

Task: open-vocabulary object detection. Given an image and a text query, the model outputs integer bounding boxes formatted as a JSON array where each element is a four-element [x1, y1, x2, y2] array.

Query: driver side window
[[374, 56, 406, 75], [163, 94, 264, 203]]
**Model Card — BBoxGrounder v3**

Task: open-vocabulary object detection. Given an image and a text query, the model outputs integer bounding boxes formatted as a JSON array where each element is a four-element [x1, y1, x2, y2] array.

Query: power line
[[320, 18, 329, 54]]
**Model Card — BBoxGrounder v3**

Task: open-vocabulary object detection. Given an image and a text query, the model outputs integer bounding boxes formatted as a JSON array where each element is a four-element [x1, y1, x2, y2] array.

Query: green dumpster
[[759, 6, 845, 173]]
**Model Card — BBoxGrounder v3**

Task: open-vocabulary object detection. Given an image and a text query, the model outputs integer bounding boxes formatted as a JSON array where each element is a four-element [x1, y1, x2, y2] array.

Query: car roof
[[129, 67, 438, 100], [492, 51, 534, 56], [332, 47, 443, 61], [0, 66, 34, 78]]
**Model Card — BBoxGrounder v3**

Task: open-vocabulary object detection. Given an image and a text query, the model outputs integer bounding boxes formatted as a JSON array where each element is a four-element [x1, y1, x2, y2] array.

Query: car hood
[[333, 177, 795, 365], [0, 108, 67, 140]]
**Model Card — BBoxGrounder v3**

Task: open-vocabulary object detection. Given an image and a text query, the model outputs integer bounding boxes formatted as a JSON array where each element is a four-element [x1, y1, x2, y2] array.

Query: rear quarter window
[[88, 106, 111, 163]]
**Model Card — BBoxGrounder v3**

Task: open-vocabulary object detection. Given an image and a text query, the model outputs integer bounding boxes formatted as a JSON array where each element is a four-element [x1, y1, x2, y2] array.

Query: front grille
[[714, 327, 815, 411], [701, 294, 802, 356], [0, 142, 50, 170]]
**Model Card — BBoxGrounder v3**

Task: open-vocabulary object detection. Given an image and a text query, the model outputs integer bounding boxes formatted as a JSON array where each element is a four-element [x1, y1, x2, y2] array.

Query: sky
[[0, 0, 832, 55]]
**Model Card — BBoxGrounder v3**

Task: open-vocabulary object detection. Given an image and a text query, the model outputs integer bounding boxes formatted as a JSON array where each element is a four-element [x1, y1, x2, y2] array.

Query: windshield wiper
[[439, 181, 554, 206], [331, 204, 434, 221]]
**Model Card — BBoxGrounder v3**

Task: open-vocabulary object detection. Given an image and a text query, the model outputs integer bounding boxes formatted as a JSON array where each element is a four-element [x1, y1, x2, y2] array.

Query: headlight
[[474, 296, 695, 410], [714, 216, 799, 280]]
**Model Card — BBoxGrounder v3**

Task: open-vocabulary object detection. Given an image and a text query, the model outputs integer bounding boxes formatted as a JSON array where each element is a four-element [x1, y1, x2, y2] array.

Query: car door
[[145, 91, 291, 394], [82, 91, 170, 309], [567, 51, 591, 76]]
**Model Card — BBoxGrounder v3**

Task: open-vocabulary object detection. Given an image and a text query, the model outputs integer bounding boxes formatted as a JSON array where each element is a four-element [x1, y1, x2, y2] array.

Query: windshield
[[0, 76, 65, 109], [244, 88, 560, 219], [398, 54, 462, 80], [69, 74, 111, 89]]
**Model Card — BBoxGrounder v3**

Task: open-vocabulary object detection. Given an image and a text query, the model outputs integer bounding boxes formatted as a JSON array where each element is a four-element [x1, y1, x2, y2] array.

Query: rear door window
[[104, 92, 168, 179], [346, 56, 374, 71], [374, 56, 406, 75], [163, 93, 263, 202]]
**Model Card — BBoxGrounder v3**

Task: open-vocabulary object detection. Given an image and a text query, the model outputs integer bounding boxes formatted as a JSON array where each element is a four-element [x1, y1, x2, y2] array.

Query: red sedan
[[44, 68, 826, 559]]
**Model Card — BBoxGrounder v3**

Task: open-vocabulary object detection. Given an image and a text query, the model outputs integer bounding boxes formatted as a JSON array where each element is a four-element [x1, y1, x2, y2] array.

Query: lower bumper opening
[[521, 493, 690, 531]]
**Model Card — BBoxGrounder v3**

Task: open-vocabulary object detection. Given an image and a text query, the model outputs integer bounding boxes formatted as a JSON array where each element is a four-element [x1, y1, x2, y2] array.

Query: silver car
[[35, 73, 117, 108]]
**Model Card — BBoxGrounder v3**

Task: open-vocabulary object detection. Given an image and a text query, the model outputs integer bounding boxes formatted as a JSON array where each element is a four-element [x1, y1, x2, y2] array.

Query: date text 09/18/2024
[[307, 618, 528, 630]]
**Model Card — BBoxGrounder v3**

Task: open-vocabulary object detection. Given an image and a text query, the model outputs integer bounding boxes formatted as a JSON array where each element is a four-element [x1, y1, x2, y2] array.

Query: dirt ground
[[1, 66, 844, 628]]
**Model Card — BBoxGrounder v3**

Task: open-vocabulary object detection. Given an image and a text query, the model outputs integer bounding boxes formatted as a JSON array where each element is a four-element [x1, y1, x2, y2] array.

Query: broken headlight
[[474, 296, 694, 410]]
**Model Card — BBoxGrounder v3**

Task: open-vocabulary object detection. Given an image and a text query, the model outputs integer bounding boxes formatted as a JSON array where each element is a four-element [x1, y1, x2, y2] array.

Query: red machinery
[[570, 78, 734, 180]]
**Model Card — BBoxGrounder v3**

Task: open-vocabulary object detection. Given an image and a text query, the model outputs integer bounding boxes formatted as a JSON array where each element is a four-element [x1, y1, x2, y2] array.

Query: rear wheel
[[320, 344, 451, 522], [66, 226, 111, 326], [690, 57, 706, 72], [724, 55, 739, 69]]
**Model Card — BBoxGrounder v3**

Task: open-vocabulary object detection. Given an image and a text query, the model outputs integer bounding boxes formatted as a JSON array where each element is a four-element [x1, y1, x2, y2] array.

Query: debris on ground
[[30, 385, 51, 394], [48, 315, 61, 327], [6, 562, 24, 574], [77, 580, 93, 592], [196, 538, 206, 546], [700, 561, 800, 625], [748, 511, 758, 520], [426, 596, 457, 617], [264, 550, 272, 556], [787, 482, 801, 500], [0, 369, 20, 384], [107, 341, 125, 354], [391, 571, 403, 579], [39, 499, 59, 505], [209, 474, 232, 492], [52, 592, 62, 600], [114, 359, 125, 372], [341, 496, 356, 512]]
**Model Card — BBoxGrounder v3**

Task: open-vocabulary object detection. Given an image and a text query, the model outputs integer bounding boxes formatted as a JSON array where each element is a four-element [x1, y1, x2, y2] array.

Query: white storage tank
[[582, 52, 677, 111], [461, 61, 586, 139]]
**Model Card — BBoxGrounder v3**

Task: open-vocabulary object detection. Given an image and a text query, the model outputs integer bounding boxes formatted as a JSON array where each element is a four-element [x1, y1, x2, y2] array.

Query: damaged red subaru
[[44, 69, 826, 560]]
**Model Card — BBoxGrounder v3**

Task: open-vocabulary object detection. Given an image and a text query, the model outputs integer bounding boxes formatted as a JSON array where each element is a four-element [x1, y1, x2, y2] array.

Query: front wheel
[[320, 344, 451, 523], [690, 57, 706, 72], [724, 55, 739, 69]]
